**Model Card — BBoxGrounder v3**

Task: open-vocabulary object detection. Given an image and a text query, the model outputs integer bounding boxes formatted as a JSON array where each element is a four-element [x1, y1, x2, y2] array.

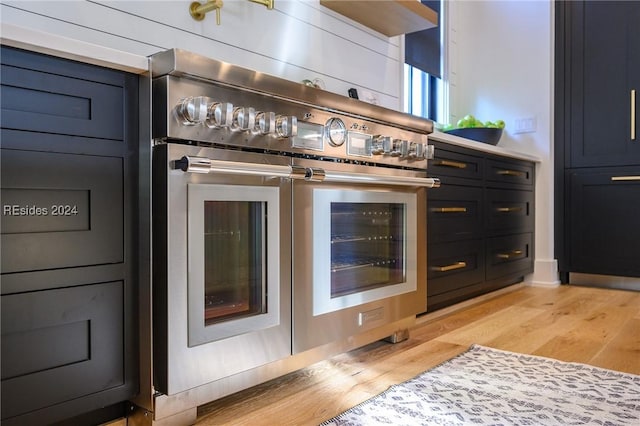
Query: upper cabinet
[[320, 0, 438, 37], [566, 1, 640, 168]]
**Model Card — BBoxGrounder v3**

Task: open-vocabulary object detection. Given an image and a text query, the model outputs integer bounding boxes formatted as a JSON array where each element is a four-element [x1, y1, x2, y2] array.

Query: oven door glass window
[[312, 189, 417, 316], [187, 184, 280, 347], [203, 200, 265, 324], [331, 202, 405, 297]]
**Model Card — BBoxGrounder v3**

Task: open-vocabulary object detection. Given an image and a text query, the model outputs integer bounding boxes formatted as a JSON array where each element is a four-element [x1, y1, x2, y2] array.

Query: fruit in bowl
[[440, 115, 505, 145]]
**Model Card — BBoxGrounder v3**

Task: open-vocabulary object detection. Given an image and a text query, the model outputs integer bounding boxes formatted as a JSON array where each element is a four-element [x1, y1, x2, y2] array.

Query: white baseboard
[[527, 259, 561, 288]]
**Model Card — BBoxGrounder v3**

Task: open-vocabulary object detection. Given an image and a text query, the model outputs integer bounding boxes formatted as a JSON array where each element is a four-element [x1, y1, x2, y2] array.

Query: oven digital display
[[347, 132, 372, 157], [292, 122, 324, 151]]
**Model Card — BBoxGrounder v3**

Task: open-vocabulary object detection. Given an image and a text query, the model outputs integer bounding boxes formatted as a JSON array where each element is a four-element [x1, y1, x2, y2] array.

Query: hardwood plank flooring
[[196, 285, 640, 425]]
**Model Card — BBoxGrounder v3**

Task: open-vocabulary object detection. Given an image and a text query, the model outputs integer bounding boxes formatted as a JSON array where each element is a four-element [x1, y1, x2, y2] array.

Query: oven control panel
[[292, 117, 433, 162], [154, 75, 434, 168]]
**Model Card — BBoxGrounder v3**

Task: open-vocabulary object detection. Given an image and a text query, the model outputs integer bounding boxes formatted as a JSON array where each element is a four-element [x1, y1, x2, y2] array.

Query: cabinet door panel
[[568, 169, 640, 276], [429, 146, 483, 183], [486, 233, 533, 281], [486, 159, 534, 187], [486, 189, 534, 235], [1, 282, 124, 420], [427, 239, 485, 296], [568, 1, 640, 167], [0, 63, 124, 140], [428, 185, 483, 243], [426, 239, 485, 311], [1, 149, 123, 274]]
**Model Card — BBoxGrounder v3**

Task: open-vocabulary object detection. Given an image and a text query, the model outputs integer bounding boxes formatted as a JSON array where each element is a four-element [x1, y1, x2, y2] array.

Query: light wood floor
[[195, 284, 640, 425]]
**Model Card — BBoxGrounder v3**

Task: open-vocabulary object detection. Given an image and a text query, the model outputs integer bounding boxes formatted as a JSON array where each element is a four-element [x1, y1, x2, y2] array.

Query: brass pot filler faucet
[[190, 0, 275, 25]]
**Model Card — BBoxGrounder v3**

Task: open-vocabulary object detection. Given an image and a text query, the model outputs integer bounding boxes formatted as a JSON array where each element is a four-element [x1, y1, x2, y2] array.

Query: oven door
[[153, 144, 292, 395], [292, 158, 429, 353]]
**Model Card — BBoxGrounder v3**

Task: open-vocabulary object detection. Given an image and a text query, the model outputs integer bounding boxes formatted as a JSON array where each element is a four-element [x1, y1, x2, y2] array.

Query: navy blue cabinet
[[427, 139, 535, 311], [565, 1, 640, 168], [567, 168, 640, 277], [0, 47, 139, 425], [556, 1, 640, 280]]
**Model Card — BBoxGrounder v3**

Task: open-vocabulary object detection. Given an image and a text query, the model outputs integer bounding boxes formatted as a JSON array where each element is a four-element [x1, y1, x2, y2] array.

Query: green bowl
[[445, 127, 503, 145]]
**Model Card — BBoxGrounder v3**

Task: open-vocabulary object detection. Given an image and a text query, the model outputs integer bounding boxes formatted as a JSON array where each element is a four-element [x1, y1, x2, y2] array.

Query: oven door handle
[[176, 156, 308, 180], [320, 170, 441, 188], [177, 155, 441, 188]]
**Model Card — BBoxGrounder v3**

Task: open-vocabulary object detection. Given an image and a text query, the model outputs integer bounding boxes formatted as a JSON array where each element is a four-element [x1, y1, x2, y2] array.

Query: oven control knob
[[231, 107, 256, 131], [253, 111, 276, 135], [205, 102, 233, 128], [415, 143, 434, 160], [399, 140, 410, 158], [407, 142, 418, 159], [371, 136, 383, 154], [426, 144, 435, 160], [275, 115, 298, 138], [382, 137, 393, 154], [176, 96, 208, 125], [372, 135, 391, 155], [390, 139, 404, 157]]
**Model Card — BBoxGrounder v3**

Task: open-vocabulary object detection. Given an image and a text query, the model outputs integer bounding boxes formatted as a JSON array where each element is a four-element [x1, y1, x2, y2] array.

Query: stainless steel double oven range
[[150, 49, 439, 421]]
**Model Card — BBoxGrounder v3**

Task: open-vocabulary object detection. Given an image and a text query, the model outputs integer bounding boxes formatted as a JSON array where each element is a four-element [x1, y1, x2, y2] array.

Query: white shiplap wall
[[0, 0, 403, 109]]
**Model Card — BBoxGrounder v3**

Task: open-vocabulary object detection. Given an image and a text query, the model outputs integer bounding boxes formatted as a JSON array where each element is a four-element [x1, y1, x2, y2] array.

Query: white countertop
[[0, 23, 148, 74], [429, 130, 541, 163]]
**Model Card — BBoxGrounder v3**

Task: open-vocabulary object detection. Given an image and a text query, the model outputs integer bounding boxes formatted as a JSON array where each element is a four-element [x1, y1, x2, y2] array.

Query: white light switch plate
[[513, 116, 537, 134]]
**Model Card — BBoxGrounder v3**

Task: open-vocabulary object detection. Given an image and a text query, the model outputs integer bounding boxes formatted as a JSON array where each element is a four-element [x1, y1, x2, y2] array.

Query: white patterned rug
[[321, 344, 640, 425]]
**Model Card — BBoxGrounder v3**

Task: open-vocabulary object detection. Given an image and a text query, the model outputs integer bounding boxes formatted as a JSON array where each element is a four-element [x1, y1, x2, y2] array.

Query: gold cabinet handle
[[431, 261, 467, 272], [632, 89, 636, 141], [497, 169, 526, 177], [496, 207, 523, 213], [433, 159, 467, 169], [611, 176, 640, 181], [431, 207, 467, 213], [497, 250, 523, 260]]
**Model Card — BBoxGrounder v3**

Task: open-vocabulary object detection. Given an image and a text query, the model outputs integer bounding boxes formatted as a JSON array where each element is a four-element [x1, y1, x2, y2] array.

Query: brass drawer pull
[[632, 89, 636, 141], [431, 261, 467, 272], [497, 250, 523, 259], [433, 159, 467, 169], [432, 207, 467, 213], [496, 207, 523, 213], [497, 169, 526, 178], [611, 176, 640, 181]]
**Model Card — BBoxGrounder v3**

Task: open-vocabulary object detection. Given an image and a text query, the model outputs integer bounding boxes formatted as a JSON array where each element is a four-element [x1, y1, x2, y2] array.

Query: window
[[404, 0, 443, 122], [404, 65, 443, 122]]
